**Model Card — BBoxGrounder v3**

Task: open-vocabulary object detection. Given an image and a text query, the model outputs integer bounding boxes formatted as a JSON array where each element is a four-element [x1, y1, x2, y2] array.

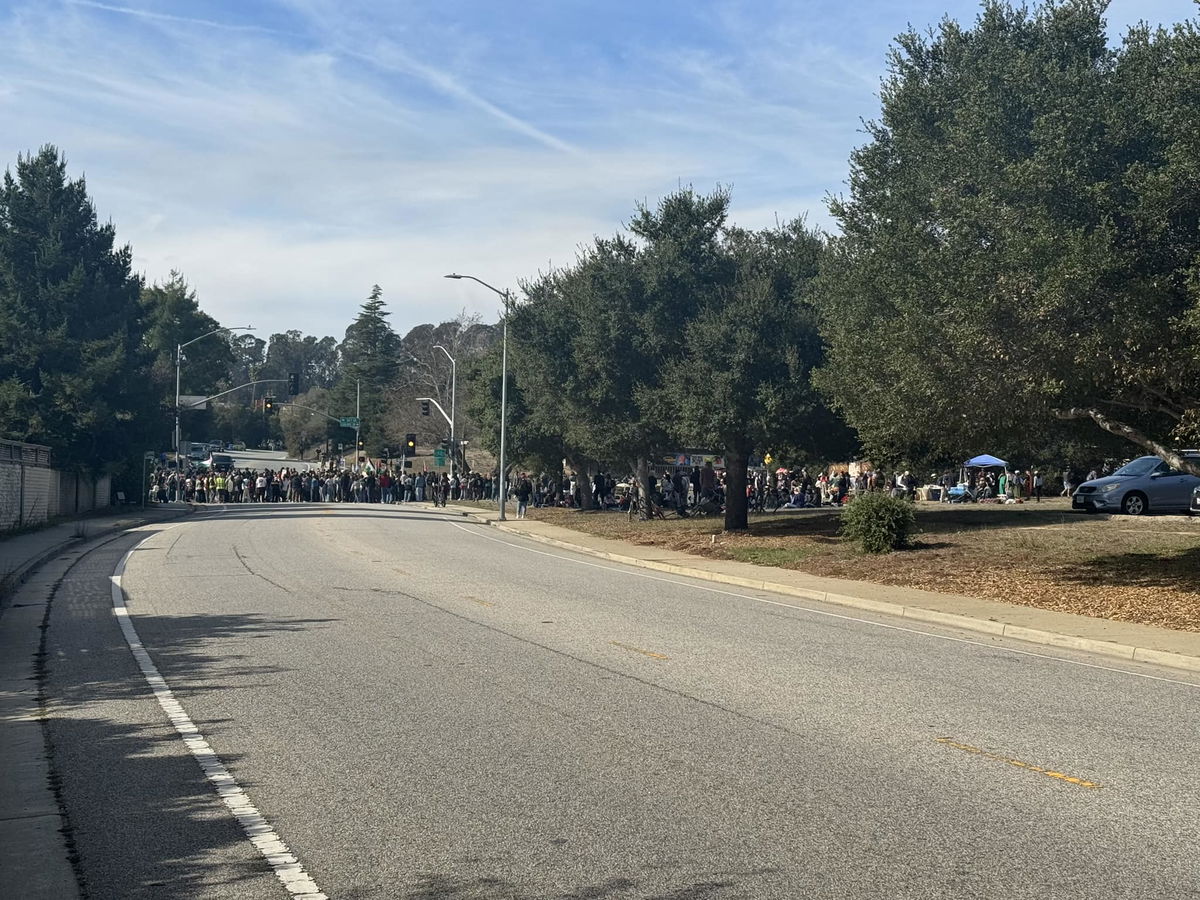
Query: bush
[[839, 492, 917, 553]]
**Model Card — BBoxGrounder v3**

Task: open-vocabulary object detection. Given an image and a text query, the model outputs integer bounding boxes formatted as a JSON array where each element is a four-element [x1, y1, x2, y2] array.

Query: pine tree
[[0, 146, 156, 469], [336, 285, 400, 452]]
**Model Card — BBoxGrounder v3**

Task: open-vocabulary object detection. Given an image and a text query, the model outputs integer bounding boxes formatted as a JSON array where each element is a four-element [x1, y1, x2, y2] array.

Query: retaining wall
[[0, 440, 113, 532]]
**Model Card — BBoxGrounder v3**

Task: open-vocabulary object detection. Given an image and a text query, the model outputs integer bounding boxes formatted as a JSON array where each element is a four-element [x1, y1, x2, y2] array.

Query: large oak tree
[[814, 1, 1200, 472]]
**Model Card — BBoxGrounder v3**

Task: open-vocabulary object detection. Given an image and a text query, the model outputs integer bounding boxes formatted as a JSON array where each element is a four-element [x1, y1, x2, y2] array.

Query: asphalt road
[[41, 504, 1200, 899]]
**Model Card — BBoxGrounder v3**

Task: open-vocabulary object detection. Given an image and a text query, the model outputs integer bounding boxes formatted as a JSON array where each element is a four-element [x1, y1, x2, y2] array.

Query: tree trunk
[[635, 456, 652, 521], [724, 450, 750, 531], [1055, 407, 1200, 476]]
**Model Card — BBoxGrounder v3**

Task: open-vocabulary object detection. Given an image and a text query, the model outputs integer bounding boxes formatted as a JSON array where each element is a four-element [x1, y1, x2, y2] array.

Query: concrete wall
[[0, 440, 113, 533]]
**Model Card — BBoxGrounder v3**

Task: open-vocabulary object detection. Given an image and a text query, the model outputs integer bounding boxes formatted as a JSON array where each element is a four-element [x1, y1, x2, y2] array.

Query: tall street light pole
[[176, 326, 253, 490], [432, 344, 456, 476], [444, 274, 510, 520]]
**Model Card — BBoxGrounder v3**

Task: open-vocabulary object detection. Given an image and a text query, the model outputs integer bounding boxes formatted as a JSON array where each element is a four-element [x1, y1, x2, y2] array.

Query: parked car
[[1191, 484, 1200, 516], [1072, 454, 1200, 515]]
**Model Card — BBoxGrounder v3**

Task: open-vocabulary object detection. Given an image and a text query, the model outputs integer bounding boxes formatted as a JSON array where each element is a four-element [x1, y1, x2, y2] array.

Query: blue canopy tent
[[947, 454, 1010, 501], [964, 454, 1008, 468]]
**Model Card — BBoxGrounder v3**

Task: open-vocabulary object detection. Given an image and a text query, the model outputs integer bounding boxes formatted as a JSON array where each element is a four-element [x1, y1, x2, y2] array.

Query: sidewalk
[[1, 503, 193, 900], [0, 504, 193, 612], [439, 503, 1200, 674]]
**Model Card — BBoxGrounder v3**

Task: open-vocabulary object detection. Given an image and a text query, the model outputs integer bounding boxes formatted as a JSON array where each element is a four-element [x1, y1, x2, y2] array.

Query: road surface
[[38, 504, 1200, 898]]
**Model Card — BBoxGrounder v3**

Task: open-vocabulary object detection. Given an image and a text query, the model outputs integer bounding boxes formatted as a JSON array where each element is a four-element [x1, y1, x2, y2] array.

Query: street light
[[444, 273, 511, 519], [175, 326, 254, 489], [432, 344, 456, 476]]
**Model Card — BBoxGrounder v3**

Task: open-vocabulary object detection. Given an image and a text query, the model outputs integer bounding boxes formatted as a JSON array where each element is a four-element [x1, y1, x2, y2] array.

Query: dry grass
[[513, 499, 1200, 632]]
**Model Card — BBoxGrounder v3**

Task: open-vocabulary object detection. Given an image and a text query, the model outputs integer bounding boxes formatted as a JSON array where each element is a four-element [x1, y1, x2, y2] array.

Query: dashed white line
[[111, 532, 326, 899]]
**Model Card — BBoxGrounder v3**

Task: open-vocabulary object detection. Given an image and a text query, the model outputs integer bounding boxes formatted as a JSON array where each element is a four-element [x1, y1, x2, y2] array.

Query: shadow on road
[[40, 529, 338, 898]]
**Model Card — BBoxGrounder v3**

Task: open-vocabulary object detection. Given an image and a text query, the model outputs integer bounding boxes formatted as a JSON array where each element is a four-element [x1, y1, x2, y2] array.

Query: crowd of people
[[148, 463, 502, 506], [149, 456, 1099, 513]]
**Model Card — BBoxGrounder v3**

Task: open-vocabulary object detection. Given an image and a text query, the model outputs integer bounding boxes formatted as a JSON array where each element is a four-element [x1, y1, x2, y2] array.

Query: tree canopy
[[473, 187, 847, 529], [814, 1, 1200, 472], [0, 146, 157, 469]]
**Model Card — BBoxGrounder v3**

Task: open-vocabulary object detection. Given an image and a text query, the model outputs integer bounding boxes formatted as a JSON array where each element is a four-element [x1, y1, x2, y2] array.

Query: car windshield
[[1111, 457, 1164, 477]]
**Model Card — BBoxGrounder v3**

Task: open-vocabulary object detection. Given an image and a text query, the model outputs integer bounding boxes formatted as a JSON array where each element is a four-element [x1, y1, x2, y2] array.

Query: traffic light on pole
[[405, 433, 416, 454], [264, 396, 275, 413], [357, 437, 364, 452], [420, 400, 430, 416], [287, 373, 299, 396]]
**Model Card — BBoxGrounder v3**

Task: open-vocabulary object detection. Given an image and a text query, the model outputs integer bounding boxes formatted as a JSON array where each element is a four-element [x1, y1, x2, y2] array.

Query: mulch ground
[[513, 499, 1200, 633]]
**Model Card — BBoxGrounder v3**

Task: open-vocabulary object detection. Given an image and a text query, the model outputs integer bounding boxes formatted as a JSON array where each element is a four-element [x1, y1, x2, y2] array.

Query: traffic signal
[[357, 438, 364, 451], [420, 400, 430, 416], [382, 447, 390, 461], [287, 373, 299, 396], [264, 396, 275, 413], [405, 433, 416, 454]]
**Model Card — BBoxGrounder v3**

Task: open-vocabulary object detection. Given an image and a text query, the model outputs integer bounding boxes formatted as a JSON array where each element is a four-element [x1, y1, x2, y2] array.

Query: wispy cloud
[[2, 0, 1196, 339], [66, 0, 286, 34]]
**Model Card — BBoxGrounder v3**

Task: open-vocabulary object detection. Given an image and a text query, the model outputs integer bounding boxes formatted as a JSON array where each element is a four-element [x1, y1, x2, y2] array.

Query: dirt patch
[[515, 500, 1200, 632]]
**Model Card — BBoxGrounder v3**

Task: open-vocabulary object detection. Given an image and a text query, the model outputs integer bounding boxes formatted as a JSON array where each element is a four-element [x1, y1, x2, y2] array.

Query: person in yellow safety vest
[[214, 472, 227, 503]]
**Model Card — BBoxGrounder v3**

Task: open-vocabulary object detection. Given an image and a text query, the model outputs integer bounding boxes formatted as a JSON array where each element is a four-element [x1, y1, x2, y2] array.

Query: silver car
[[1073, 454, 1200, 515]]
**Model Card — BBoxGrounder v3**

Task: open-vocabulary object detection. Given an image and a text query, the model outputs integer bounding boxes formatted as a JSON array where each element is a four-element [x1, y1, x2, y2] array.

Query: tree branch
[[1100, 397, 1183, 421], [1055, 407, 1200, 476]]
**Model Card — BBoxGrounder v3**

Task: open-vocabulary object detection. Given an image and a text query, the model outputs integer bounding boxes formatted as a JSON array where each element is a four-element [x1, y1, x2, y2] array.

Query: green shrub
[[839, 492, 917, 553]]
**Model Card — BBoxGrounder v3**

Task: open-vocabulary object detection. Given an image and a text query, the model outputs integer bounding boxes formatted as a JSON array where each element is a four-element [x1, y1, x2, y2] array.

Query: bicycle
[[628, 494, 668, 521]]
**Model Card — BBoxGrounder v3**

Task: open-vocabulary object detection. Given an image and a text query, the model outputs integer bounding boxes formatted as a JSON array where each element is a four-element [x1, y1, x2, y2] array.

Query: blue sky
[[1, 0, 1196, 339]]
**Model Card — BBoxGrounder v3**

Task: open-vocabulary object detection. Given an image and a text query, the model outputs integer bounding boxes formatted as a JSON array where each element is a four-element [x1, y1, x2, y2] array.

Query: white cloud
[[3, 0, 1195, 342]]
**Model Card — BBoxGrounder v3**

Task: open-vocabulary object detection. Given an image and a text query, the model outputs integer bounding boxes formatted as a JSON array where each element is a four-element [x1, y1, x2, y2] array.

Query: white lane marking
[[448, 522, 1200, 690], [111, 534, 327, 899]]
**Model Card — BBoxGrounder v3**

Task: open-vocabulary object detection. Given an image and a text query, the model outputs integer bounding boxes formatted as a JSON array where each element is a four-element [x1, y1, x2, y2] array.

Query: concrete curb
[[0, 506, 196, 614], [466, 517, 1200, 675], [0, 536, 82, 611]]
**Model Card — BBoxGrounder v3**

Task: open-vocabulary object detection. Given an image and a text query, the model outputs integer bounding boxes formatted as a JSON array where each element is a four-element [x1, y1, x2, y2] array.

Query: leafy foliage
[[814, 2, 1200, 473], [657, 216, 831, 529], [334, 284, 400, 453], [471, 187, 854, 528], [839, 492, 917, 554], [0, 146, 157, 469]]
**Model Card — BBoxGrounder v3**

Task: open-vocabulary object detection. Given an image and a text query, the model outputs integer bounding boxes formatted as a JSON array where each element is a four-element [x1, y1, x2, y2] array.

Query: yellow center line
[[611, 640, 669, 660], [464, 596, 494, 608], [936, 737, 1101, 789]]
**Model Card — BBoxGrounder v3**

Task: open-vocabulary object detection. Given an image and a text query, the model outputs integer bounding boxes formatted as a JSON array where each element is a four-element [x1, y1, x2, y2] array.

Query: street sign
[[179, 394, 208, 410], [433, 449, 446, 466], [339, 416, 360, 428]]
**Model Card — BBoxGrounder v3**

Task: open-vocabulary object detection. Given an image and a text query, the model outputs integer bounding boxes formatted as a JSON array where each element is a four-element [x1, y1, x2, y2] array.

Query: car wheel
[[1121, 492, 1148, 516]]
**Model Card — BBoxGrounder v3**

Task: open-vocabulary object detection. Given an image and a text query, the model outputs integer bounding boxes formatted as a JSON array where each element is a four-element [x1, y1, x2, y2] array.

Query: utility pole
[[433, 345, 456, 477]]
